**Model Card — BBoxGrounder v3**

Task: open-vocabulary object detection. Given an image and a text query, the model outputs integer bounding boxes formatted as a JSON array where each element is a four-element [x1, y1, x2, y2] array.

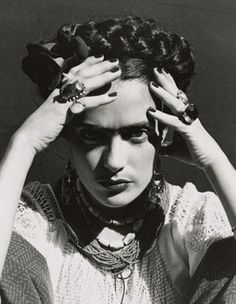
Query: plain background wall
[[0, 0, 236, 191]]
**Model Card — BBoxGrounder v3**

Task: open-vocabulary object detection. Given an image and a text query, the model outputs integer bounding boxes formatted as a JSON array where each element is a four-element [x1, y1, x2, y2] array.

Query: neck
[[81, 183, 149, 219]]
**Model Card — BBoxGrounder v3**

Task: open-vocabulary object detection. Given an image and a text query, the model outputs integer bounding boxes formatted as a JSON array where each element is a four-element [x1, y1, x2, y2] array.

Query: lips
[[98, 179, 131, 194]]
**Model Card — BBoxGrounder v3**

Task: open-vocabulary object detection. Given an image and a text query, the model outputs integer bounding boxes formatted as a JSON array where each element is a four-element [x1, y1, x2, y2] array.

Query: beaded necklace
[[59, 171, 169, 275]]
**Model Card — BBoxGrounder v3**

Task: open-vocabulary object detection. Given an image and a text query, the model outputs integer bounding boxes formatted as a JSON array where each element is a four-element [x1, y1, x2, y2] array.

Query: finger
[[77, 58, 119, 79], [150, 82, 186, 114], [161, 68, 177, 85], [147, 108, 183, 131], [70, 92, 117, 113], [69, 55, 105, 75], [153, 68, 178, 97], [84, 68, 121, 92]]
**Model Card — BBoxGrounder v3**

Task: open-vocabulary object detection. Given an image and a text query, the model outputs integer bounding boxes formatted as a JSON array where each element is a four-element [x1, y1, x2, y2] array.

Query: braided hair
[[22, 15, 195, 98]]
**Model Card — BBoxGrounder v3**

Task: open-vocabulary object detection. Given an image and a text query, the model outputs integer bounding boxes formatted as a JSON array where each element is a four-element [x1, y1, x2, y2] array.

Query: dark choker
[[59, 171, 169, 275]]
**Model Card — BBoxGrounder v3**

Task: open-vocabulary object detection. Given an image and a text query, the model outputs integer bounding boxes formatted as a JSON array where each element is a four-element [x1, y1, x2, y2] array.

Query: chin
[[97, 188, 142, 209], [84, 181, 147, 209], [103, 195, 132, 208]]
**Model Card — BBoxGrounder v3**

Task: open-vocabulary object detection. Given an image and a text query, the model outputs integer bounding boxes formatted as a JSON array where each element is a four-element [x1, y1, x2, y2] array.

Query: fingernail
[[162, 67, 169, 74], [109, 58, 118, 62], [148, 106, 156, 112], [94, 53, 103, 58], [151, 82, 159, 88], [111, 66, 120, 73], [108, 92, 117, 97], [154, 67, 162, 73]]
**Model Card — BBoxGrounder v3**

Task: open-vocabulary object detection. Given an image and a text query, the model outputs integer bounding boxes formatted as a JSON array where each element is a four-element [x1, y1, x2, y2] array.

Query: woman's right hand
[[15, 55, 121, 155]]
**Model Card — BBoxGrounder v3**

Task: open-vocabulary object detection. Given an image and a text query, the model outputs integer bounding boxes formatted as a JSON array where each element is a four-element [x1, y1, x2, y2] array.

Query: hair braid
[[22, 15, 195, 97]]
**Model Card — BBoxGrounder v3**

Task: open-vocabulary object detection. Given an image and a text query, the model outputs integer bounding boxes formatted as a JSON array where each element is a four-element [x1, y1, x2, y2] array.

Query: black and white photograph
[[0, 1, 236, 303]]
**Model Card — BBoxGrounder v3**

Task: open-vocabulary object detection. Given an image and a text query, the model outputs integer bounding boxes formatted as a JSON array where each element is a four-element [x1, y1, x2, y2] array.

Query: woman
[[0, 16, 235, 304]]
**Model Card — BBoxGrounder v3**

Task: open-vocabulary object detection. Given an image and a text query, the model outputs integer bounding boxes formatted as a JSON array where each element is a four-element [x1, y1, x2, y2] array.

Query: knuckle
[[85, 56, 97, 64], [100, 73, 110, 84], [102, 60, 114, 69], [77, 69, 87, 79], [84, 57, 93, 64], [69, 66, 79, 74]]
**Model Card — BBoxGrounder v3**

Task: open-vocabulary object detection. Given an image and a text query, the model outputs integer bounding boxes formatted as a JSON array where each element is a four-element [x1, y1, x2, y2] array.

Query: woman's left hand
[[148, 68, 223, 171]]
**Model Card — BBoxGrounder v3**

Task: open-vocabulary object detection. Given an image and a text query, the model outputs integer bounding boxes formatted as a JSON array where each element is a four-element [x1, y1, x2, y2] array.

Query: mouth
[[97, 179, 131, 194]]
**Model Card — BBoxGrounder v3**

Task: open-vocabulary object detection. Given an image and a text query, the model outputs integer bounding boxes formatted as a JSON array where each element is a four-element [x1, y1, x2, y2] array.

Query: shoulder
[[1, 231, 53, 304], [166, 182, 232, 274], [14, 181, 65, 256], [20, 181, 62, 220], [167, 183, 231, 241]]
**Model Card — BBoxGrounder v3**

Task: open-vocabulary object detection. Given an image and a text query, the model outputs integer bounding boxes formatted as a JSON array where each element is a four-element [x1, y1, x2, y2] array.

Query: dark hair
[[22, 16, 195, 98]]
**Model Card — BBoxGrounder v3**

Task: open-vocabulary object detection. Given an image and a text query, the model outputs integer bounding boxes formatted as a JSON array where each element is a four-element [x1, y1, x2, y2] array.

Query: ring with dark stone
[[178, 103, 199, 125], [54, 80, 86, 103]]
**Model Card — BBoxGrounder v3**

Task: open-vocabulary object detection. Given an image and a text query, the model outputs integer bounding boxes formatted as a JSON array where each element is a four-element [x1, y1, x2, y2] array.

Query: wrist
[[10, 131, 37, 160], [203, 150, 229, 173]]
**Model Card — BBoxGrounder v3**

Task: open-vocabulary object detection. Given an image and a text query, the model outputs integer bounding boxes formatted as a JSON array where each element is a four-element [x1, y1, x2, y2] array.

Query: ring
[[70, 99, 86, 112], [178, 103, 199, 125], [176, 89, 188, 105], [54, 80, 86, 103]]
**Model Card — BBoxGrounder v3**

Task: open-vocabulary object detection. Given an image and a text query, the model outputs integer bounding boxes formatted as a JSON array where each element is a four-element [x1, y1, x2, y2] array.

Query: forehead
[[81, 80, 156, 128]]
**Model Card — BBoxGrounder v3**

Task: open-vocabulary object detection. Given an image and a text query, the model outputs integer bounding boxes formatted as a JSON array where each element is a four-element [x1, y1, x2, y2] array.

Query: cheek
[[72, 145, 104, 171], [130, 142, 156, 174], [86, 147, 104, 170]]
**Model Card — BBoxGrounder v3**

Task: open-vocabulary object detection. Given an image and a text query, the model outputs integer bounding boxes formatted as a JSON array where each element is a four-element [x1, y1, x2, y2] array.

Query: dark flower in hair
[[22, 24, 90, 98], [22, 43, 62, 98]]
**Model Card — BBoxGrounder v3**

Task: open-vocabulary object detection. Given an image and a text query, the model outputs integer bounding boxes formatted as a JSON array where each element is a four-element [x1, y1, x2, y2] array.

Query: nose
[[103, 134, 127, 173]]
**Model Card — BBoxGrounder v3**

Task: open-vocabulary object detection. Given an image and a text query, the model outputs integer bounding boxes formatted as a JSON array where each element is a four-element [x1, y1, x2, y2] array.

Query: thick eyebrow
[[74, 122, 152, 132]]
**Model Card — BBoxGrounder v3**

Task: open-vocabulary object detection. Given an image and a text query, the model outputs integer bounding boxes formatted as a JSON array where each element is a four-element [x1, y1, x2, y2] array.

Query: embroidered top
[[12, 181, 232, 304]]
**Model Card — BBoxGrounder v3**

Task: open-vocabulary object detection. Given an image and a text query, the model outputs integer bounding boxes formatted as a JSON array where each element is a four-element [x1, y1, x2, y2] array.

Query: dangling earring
[[65, 159, 73, 183], [62, 159, 77, 206], [147, 168, 164, 202], [147, 158, 168, 212]]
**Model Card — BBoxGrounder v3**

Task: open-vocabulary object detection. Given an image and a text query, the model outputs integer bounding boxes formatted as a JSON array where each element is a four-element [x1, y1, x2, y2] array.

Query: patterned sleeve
[[169, 182, 233, 276], [13, 182, 54, 257]]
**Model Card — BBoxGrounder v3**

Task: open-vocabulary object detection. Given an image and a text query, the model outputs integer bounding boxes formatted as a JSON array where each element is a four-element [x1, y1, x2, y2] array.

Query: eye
[[79, 129, 108, 144], [124, 128, 150, 144]]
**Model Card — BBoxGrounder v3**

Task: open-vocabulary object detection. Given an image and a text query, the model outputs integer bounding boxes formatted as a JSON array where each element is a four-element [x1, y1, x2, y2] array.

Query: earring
[[62, 159, 77, 206], [146, 157, 168, 214], [147, 169, 164, 203], [65, 160, 73, 184]]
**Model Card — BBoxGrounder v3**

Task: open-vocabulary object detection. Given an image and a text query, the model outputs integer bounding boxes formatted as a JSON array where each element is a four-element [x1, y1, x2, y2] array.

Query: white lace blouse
[[13, 182, 232, 304]]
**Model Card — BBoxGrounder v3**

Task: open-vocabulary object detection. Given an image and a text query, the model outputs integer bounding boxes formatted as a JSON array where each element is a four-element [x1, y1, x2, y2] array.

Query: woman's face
[[70, 80, 160, 208]]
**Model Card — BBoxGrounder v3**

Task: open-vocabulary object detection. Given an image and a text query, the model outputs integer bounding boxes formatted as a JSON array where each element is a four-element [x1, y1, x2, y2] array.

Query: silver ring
[[70, 98, 86, 112], [178, 103, 199, 125], [75, 81, 87, 99], [176, 89, 188, 105]]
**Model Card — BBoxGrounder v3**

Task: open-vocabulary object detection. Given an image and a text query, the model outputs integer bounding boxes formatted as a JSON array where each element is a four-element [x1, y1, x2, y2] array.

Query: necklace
[[96, 227, 136, 250], [75, 177, 168, 250], [75, 177, 166, 227], [74, 183, 143, 250], [59, 172, 169, 275]]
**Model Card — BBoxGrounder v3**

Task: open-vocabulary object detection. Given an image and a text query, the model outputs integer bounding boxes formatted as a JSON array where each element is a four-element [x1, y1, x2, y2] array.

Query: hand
[[15, 56, 121, 154], [148, 69, 223, 170]]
